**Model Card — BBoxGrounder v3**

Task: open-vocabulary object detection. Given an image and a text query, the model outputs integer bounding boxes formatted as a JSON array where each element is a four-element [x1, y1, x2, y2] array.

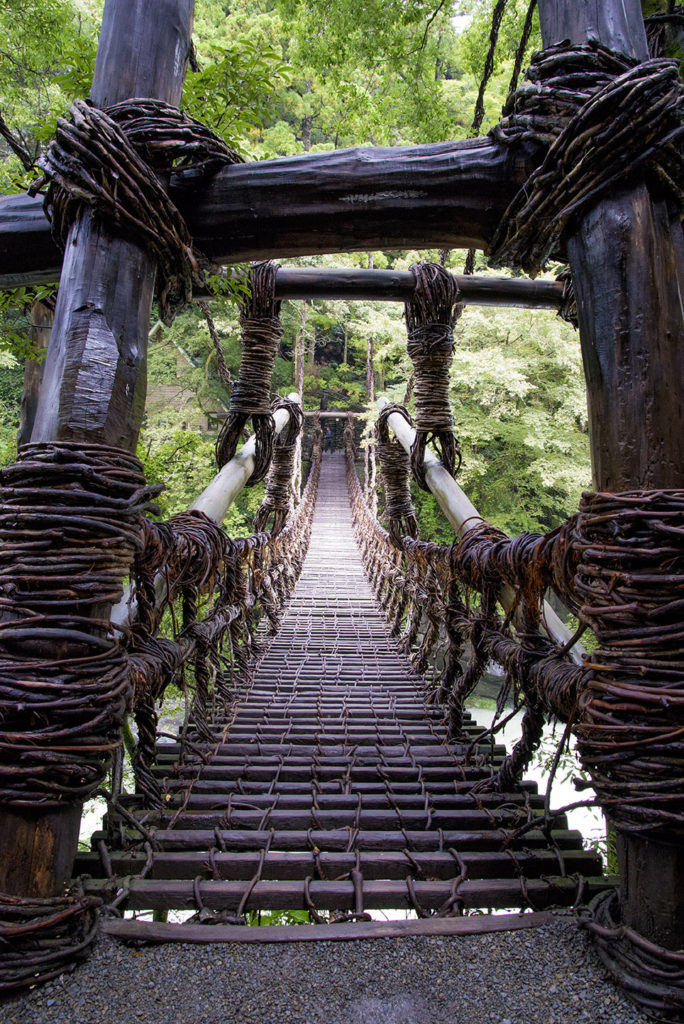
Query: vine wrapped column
[[0, 0, 196, 978], [535, 0, 684, 985]]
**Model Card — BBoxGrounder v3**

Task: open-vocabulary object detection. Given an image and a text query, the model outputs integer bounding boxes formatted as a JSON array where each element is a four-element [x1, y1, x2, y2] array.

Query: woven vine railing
[[347, 426, 684, 820], [346, 433, 546, 791], [0, 416, 319, 994], [125, 434, 322, 808]]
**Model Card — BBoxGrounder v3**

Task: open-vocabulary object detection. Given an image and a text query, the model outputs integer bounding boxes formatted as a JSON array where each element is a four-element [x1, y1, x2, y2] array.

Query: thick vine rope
[[404, 262, 462, 491], [30, 99, 241, 322], [215, 261, 282, 479], [550, 489, 684, 836], [0, 888, 100, 994], [555, 267, 578, 329], [470, 0, 509, 137], [0, 442, 158, 806], [376, 403, 418, 546], [583, 890, 684, 1021], [254, 397, 304, 536], [490, 43, 684, 274]]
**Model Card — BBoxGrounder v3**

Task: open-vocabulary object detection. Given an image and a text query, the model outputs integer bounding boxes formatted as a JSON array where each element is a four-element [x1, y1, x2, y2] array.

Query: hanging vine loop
[[404, 262, 462, 490], [215, 261, 282, 481]]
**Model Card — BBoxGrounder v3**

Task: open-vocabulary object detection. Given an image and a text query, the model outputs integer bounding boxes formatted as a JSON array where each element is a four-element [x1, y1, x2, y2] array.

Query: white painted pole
[[377, 396, 584, 663], [112, 393, 301, 628], [191, 394, 300, 521]]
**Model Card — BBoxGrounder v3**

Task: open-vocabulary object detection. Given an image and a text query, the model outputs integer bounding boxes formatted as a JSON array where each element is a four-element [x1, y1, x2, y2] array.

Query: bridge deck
[[79, 453, 609, 932]]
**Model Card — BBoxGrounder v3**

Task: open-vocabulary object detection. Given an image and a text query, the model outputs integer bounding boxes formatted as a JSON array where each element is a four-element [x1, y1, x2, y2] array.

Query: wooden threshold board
[[103, 910, 557, 945]]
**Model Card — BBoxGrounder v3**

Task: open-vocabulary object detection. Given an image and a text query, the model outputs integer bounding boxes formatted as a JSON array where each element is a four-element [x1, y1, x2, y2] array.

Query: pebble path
[[6, 917, 648, 1024]]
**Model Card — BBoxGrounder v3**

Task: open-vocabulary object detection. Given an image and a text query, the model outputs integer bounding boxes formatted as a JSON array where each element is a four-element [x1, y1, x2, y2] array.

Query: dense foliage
[[0, 0, 636, 540]]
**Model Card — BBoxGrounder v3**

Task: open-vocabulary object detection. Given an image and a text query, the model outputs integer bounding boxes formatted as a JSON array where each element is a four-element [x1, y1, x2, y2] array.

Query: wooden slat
[[75, 847, 603, 881], [103, 910, 557, 944], [91, 827, 589, 853], [85, 875, 615, 912]]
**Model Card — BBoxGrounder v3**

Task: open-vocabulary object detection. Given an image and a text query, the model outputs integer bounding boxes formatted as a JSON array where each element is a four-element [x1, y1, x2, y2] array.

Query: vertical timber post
[[539, 0, 684, 948], [0, 0, 195, 899]]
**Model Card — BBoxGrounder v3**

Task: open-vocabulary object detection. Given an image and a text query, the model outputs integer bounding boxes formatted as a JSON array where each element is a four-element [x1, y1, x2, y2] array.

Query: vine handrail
[[376, 396, 583, 663], [111, 393, 301, 629]]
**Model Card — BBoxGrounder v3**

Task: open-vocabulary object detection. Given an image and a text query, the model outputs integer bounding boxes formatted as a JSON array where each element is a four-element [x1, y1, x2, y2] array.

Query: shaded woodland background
[[2, 0, 677, 539]]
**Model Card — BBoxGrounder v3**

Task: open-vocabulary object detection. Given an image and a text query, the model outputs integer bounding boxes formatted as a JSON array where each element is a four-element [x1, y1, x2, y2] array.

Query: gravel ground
[[5, 916, 650, 1024]]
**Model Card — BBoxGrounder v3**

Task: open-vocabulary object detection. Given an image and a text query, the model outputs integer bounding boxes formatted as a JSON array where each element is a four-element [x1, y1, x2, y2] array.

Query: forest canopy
[[5, 0, 672, 537]]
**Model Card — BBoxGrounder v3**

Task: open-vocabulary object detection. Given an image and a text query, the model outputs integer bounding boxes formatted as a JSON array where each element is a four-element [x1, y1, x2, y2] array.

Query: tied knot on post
[[375, 403, 418, 547], [0, 441, 160, 808], [404, 262, 462, 491], [489, 42, 684, 275], [215, 261, 283, 480], [29, 98, 242, 323]]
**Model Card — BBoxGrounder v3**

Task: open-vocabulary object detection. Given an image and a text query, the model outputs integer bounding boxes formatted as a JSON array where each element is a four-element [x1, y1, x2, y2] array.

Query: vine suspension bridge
[[0, 0, 682, 1020], [79, 449, 607, 935]]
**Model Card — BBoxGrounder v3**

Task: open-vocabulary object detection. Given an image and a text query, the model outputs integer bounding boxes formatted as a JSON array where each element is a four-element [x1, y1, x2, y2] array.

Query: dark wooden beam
[[0, 134, 545, 288], [272, 269, 563, 308], [539, 0, 684, 951]]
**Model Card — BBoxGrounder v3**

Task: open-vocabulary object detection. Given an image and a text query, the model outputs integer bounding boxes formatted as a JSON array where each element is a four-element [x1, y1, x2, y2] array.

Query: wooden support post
[[539, 0, 684, 949], [0, 0, 194, 900], [31, 0, 194, 449]]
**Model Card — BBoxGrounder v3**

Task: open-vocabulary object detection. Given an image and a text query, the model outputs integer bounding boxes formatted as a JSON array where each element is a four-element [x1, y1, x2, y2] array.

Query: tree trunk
[[307, 324, 316, 367]]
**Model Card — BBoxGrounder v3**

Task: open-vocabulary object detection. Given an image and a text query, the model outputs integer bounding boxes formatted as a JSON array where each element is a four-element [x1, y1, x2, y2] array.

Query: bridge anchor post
[[539, 0, 684, 954]]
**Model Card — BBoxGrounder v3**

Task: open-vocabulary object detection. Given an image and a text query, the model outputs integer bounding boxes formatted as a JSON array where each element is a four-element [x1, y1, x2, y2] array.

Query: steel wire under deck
[[81, 452, 613, 931]]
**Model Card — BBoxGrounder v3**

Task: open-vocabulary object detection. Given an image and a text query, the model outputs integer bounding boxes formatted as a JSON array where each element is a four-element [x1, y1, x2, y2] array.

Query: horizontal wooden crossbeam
[[0, 135, 540, 289], [269, 269, 563, 308]]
